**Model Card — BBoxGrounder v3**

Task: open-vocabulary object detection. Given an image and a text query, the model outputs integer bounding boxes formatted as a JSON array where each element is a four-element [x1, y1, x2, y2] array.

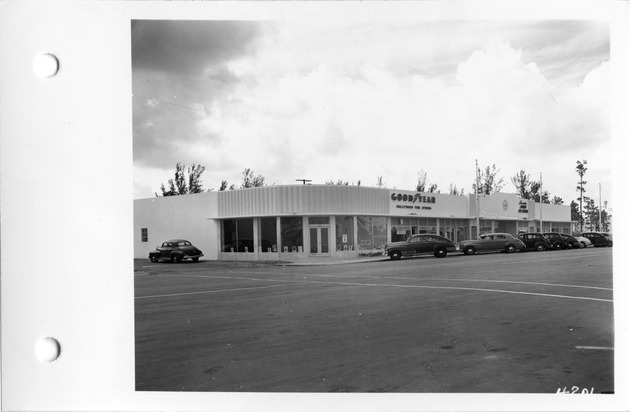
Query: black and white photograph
[[1, 2, 629, 412], [133, 19, 615, 395]]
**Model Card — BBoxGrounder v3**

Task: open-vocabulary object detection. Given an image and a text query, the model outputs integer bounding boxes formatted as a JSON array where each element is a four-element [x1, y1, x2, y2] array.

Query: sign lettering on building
[[390, 192, 436, 211], [518, 200, 529, 213]]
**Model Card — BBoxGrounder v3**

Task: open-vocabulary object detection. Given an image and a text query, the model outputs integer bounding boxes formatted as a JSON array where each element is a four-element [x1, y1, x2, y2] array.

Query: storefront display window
[[391, 226, 410, 242], [222, 218, 254, 252], [479, 223, 493, 236], [551, 222, 571, 234], [308, 216, 329, 225], [440, 219, 469, 243], [357, 216, 387, 250], [335, 216, 354, 250], [260, 217, 277, 252], [457, 226, 469, 242], [281, 216, 303, 252], [407, 217, 437, 235]]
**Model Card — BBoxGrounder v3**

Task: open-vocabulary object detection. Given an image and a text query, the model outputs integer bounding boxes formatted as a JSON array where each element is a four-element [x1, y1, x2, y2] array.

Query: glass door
[[309, 226, 330, 255], [320, 227, 329, 254]]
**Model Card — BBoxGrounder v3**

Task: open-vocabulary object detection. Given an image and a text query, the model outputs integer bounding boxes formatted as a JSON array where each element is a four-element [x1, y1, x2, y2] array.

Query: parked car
[[149, 239, 204, 263], [559, 234, 581, 249], [601, 232, 613, 243], [517, 232, 552, 251], [385, 234, 456, 259], [458, 233, 526, 255], [580, 232, 613, 247], [574, 235, 592, 248], [543, 232, 569, 249]]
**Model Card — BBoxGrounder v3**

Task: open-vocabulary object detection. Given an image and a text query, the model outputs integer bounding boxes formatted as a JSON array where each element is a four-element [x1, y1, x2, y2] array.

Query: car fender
[[504, 242, 519, 252]]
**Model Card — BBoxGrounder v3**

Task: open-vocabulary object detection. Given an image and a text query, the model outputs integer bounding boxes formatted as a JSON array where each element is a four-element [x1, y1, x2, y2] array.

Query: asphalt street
[[134, 247, 614, 394]]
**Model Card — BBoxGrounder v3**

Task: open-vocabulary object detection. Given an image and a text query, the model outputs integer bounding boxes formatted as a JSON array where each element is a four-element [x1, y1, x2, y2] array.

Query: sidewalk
[[278, 255, 389, 266], [136, 255, 390, 268]]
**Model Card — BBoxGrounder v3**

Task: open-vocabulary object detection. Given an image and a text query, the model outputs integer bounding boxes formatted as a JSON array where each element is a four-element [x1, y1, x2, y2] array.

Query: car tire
[[506, 244, 516, 253], [150, 256, 159, 263], [171, 254, 182, 263], [607, 241, 613, 247], [192, 257, 199, 262], [535, 243, 545, 251], [464, 246, 475, 255], [580, 241, 586, 248], [389, 251, 402, 260], [434, 247, 447, 258]]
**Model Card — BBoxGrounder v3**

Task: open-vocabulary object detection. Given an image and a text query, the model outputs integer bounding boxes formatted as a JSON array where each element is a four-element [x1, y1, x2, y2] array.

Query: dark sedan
[[517, 232, 552, 251], [385, 234, 456, 259], [580, 232, 613, 247], [459, 233, 526, 255], [559, 234, 581, 249], [149, 239, 204, 263], [543, 232, 569, 249]]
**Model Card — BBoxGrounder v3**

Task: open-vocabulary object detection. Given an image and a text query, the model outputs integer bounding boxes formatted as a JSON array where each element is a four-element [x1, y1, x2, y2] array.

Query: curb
[[278, 257, 389, 266]]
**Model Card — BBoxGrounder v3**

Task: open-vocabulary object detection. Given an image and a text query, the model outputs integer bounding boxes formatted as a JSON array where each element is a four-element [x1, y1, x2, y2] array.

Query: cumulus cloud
[[131, 20, 261, 74], [132, 20, 262, 169], [133, 21, 610, 203]]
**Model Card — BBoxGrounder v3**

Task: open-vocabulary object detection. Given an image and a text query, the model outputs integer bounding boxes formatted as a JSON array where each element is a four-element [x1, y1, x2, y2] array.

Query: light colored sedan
[[574, 235, 592, 248]]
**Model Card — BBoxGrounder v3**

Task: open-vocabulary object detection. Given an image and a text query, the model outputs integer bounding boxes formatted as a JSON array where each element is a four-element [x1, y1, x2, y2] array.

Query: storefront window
[[439, 219, 469, 242], [457, 226, 469, 242], [222, 218, 254, 252], [391, 226, 410, 242], [551, 222, 571, 234], [281, 217, 303, 252], [373, 217, 387, 249], [479, 222, 493, 236], [308, 216, 329, 225], [357, 216, 387, 250], [223, 219, 236, 252], [335, 216, 354, 250], [408, 217, 437, 235], [260, 217, 277, 252]]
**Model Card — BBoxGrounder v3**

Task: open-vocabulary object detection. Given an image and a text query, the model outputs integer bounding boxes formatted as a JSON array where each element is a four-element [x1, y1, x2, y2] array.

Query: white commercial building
[[134, 185, 572, 261]]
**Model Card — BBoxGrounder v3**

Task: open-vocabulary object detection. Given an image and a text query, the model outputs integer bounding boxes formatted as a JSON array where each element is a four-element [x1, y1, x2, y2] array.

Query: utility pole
[[598, 183, 602, 232], [539, 172, 543, 232], [475, 159, 480, 238]]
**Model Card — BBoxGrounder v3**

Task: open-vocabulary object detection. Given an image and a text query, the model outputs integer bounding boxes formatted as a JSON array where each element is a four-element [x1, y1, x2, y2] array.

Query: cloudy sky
[[132, 19, 611, 209]]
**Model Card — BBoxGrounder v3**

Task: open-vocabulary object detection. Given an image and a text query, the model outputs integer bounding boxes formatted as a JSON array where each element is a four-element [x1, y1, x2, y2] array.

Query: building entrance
[[309, 226, 330, 255]]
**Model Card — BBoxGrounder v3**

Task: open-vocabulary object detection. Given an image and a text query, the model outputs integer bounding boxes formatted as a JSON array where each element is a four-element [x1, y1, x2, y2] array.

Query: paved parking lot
[[134, 248, 614, 393]]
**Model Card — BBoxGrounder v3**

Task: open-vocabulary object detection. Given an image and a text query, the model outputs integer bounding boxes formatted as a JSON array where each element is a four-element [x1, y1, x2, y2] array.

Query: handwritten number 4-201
[[557, 386, 595, 394]]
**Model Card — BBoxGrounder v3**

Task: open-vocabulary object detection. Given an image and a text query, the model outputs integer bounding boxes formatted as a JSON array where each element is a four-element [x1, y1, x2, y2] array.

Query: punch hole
[[35, 337, 61, 362], [33, 53, 59, 78]]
